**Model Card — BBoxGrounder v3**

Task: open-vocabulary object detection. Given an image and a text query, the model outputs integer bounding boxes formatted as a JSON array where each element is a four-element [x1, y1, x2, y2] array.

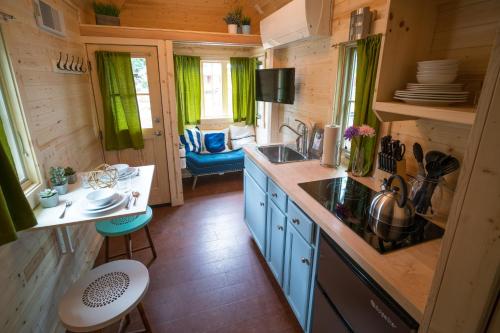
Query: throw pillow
[[201, 128, 230, 153], [204, 133, 226, 153], [181, 127, 202, 153], [229, 124, 256, 150]]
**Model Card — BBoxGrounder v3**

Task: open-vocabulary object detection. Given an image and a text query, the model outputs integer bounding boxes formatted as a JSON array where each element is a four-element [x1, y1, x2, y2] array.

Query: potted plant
[[223, 7, 242, 34], [241, 16, 251, 34], [93, 1, 121, 26], [65, 167, 77, 184], [50, 167, 68, 195], [39, 189, 59, 208]]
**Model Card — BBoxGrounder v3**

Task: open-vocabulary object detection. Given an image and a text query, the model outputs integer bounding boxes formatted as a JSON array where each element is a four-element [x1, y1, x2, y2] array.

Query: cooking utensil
[[413, 143, 426, 177], [369, 174, 416, 241], [125, 194, 133, 209], [59, 200, 72, 219], [132, 191, 140, 206]]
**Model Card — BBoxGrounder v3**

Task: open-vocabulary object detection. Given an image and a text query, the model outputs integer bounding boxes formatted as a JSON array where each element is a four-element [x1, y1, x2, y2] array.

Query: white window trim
[[0, 30, 42, 208], [200, 59, 233, 121]]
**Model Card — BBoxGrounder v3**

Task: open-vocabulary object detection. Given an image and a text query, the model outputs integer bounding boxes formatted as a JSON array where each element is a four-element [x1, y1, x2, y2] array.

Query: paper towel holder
[[320, 124, 342, 168]]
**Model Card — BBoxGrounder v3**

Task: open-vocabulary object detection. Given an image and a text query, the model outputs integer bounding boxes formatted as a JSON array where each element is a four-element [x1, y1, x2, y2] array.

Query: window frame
[[0, 29, 42, 207], [200, 59, 233, 121], [130, 55, 154, 129]]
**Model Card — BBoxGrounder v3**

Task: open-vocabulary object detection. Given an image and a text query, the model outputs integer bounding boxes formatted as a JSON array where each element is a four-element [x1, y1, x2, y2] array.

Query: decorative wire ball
[[88, 164, 118, 189]]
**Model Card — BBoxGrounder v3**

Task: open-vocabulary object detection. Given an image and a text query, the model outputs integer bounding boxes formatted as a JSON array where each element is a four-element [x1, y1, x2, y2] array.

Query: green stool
[[95, 206, 157, 266]]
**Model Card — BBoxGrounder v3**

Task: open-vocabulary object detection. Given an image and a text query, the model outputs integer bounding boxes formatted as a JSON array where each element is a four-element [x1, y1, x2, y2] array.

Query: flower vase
[[351, 144, 365, 177]]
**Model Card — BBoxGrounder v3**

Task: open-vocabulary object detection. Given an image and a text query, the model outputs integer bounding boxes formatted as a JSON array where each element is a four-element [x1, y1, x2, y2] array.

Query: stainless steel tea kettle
[[368, 174, 416, 241]]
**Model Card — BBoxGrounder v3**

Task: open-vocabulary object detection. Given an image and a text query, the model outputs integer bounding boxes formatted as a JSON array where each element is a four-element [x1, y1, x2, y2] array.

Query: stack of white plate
[[394, 83, 468, 105], [416, 59, 458, 84], [110, 164, 137, 180], [81, 189, 127, 215]]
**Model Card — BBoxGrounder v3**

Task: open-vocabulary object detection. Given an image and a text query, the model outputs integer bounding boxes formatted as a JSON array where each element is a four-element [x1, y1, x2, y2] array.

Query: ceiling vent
[[33, 0, 65, 36]]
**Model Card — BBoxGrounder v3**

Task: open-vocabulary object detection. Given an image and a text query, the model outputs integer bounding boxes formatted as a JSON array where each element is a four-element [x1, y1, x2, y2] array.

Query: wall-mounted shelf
[[80, 24, 262, 47], [374, 101, 476, 126]]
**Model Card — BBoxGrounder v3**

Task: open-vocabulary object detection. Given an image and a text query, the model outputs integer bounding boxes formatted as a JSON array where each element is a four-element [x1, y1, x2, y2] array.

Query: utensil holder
[[409, 175, 453, 220]]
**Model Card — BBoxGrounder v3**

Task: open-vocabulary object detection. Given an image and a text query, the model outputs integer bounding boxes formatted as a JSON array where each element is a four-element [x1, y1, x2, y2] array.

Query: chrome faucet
[[279, 119, 309, 156]]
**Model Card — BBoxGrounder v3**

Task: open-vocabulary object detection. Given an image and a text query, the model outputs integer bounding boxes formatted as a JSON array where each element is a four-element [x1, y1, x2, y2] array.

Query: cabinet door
[[244, 171, 267, 255], [266, 199, 286, 285], [284, 221, 314, 329]]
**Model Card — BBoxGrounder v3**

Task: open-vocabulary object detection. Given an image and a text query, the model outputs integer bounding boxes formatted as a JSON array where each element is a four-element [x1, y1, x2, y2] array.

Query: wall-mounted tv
[[255, 68, 295, 104]]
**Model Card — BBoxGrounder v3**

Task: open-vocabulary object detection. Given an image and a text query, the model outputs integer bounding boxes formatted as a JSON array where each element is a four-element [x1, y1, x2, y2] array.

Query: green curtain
[[96, 51, 144, 150], [348, 34, 382, 176], [230, 57, 257, 125], [174, 55, 201, 133], [0, 116, 37, 246]]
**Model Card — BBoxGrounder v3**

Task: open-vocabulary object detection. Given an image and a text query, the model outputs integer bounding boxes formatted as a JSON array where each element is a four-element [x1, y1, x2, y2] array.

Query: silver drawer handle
[[292, 218, 300, 225], [301, 257, 310, 265], [260, 202, 265, 207], [277, 225, 284, 231], [271, 193, 278, 198]]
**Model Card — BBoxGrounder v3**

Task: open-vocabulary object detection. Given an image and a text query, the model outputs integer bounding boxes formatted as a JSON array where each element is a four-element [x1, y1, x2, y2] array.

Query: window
[[255, 57, 265, 129], [337, 45, 357, 153], [130, 57, 153, 128], [0, 30, 41, 200], [201, 60, 232, 119]]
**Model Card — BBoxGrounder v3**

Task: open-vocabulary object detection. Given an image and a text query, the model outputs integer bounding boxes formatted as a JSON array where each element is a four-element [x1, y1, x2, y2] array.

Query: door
[[266, 199, 286, 285], [244, 171, 267, 255], [87, 44, 170, 205], [284, 221, 314, 329]]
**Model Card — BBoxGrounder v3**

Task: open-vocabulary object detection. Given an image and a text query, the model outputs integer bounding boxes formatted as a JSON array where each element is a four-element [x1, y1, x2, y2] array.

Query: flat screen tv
[[256, 68, 295, 104]]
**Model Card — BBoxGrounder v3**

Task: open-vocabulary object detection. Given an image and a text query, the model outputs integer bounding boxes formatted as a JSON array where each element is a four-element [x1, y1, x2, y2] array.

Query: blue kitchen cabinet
[[244, 171, 267, 255], [283, 219, 314, 330], [266, 199, 287, 285]]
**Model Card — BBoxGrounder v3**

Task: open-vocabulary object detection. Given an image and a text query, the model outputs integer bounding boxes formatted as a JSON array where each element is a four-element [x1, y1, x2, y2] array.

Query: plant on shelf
[[93, 1, 121, 26], [223, 7, 242, 34], [65, 166, 77, 184], [241, 16, 251, 35], [344, 125, 376, 177], [39, 189, 59, 208], [50, 166, 69, 195]]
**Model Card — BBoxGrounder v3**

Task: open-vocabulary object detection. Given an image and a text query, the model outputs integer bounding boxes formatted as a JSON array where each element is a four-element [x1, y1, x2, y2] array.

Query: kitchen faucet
[[279, 119, 309, 156]]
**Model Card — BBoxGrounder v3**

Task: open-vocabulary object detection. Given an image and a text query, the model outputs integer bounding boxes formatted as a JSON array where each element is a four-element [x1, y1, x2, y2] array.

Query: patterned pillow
[[229, 124, 256, 150], [181, 127, 202, 153]]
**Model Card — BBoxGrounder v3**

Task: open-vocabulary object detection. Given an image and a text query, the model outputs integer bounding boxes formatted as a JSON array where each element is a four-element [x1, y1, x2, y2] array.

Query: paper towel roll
[[321, 125, 341, 167]]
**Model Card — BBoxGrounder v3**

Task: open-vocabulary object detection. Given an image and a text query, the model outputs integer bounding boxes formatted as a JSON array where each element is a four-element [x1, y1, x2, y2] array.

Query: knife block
[[377, 152, 407, 181]]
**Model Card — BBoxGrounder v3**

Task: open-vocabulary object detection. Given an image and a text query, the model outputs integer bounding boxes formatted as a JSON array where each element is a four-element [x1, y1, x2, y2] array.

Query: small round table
[[58, 260, 152, 332]]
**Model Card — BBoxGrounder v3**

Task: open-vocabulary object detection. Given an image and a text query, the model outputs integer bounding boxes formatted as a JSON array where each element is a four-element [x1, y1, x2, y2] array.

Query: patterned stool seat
[[58, 260, 150, 332], [96, 206, 153, 237]]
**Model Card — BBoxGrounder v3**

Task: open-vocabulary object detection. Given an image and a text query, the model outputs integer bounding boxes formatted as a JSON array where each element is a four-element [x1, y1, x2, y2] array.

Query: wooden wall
[[0, 0, 103, 331], [273, 0, 387, 143]]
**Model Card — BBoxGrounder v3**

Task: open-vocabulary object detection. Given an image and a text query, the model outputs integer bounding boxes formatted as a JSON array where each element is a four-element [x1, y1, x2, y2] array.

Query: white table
[[33, 165, 155, 253]]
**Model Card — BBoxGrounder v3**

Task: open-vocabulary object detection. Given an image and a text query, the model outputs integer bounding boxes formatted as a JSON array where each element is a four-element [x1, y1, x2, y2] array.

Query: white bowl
[[86, 189, 116, 206], [110, 163, 130, 175], [416, 73, 457, 84]]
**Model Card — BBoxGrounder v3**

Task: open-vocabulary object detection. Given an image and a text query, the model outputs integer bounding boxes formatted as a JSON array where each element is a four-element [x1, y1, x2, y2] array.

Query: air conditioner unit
[[33, 0, 66, 37], [260, 0, 332, 49]]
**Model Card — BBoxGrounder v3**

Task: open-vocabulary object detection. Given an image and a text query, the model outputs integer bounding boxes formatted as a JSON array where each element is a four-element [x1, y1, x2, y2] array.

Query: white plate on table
[[394, 96, 466, 105], [81, 193, 129, 215], [84, 193, 121, 211], [117, 167, 137, 179]]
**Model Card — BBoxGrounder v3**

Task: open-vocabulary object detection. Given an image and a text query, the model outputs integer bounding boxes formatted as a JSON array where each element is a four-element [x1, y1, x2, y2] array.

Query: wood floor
[[95, 172, 302, 332]]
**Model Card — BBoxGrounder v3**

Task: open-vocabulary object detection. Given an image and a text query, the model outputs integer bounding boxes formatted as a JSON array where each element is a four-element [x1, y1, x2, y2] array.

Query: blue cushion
[[204, 133, 226, 153], [186, 149, 244, 175], [95, 206, 153, 237], [182, 128, 202, 153]]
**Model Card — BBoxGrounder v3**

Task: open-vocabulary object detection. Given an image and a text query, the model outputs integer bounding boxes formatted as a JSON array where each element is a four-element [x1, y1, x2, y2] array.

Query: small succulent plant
[[223, 7, 242, 25], [40, 189, 57, 198], [93, 1, 121, 17], [241, 16, 251, 25], [49, 167, 67, 186], [64, 167, 76, 176]]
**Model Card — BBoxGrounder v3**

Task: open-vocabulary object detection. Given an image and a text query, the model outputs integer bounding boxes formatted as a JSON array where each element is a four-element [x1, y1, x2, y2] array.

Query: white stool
[[59, 260, 152, 332]]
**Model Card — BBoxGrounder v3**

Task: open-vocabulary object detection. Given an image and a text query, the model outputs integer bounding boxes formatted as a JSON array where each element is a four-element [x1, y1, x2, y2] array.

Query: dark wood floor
[[96, 172, 302, 333]]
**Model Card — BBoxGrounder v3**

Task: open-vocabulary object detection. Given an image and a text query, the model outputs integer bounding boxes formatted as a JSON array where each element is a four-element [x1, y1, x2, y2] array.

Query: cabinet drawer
[[268, 179, 287, 212], [244, 155, 267, 191], [287, 199, 314, 244]]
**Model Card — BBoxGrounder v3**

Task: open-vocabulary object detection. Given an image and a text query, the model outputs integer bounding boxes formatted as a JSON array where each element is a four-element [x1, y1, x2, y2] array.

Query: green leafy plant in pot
[[39, 189, 59, 208], [65, 166, 77, 184], [93, 1, 121, 26], [223, 7, 242, 34], [241, 16, 251, 34], [50, 167, 68, 195]]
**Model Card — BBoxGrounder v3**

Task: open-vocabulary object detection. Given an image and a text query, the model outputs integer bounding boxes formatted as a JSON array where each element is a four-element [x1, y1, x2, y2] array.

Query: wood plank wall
[[0, 0, 103, 331], [273, 0, 387, 143]]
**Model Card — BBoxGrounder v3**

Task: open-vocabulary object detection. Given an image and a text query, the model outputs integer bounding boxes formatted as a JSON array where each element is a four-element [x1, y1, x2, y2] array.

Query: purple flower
[[344, 126, 359, 141]]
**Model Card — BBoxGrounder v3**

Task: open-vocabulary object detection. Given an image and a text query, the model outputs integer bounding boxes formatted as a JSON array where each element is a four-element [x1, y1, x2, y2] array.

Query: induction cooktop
[[298, 177, 444, 254]]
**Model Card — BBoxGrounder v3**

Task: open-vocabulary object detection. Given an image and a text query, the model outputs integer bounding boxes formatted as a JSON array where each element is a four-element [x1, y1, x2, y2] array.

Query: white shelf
[[374, 101, 476, 126]]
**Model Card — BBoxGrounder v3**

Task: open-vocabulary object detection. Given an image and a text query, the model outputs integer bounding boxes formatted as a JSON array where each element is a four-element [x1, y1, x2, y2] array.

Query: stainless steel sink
[[257, 145, 308, 164]]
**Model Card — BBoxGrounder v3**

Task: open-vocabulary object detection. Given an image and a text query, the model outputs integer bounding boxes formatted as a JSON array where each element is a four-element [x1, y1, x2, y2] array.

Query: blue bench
[[186, 149, 245, 188]]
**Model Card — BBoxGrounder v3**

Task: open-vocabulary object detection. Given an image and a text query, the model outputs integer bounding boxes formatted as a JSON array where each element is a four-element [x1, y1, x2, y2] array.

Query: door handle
[[259, 202, 265, 207], [153, 130, 162, 136], [271, 193, 278, 198], [277, 225, 284, 231], [292, 218, 300, 225], [301, 257, 310, 265]]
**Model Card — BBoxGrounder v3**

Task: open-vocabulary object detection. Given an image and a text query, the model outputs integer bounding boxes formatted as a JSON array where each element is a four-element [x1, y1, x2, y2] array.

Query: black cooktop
[[298, 177, 444, 254]]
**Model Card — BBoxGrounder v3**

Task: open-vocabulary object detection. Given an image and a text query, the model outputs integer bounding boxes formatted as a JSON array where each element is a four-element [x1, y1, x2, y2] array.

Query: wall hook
[[71, 56, 79, 71], [63, 54, 70, 70], [56, 52, 63, 69], [77, 57, 83, 72]]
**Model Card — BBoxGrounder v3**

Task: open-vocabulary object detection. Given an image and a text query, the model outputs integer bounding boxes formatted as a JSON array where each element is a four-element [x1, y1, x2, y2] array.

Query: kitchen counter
[[244, 146, 441, 323]]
